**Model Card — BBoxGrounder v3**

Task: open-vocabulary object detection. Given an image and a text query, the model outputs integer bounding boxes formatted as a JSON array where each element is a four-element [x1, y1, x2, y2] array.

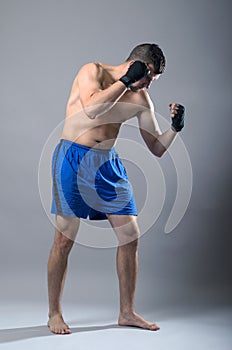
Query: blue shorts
[[51, 139, 138, 220]]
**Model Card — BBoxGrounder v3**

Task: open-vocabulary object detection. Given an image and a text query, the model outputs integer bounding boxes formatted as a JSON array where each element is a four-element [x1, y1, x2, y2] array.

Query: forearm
[[85, 81, 127, 119], [153, 127, 178, 157]]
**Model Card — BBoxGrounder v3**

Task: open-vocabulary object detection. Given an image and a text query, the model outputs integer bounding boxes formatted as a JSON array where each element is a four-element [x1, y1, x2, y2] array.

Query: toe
[[151, 323, 160, 331]]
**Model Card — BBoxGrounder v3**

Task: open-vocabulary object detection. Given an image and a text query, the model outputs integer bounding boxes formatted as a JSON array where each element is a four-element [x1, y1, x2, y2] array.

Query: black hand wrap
[[171, 105, 185, 132], [119, 61, 149, 87]]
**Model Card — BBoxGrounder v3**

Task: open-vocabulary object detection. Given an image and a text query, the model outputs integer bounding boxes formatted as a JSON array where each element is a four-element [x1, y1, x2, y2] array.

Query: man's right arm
[[77, 63, 127, 119]]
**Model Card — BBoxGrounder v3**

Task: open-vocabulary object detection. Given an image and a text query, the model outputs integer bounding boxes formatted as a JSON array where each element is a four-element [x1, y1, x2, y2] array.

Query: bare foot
[[47, 314, 71, 335], [118, 311, 160, 331]]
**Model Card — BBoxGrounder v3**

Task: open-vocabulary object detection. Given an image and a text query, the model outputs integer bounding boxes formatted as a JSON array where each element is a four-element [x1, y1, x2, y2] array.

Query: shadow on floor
[[0, 323, 145, 343]]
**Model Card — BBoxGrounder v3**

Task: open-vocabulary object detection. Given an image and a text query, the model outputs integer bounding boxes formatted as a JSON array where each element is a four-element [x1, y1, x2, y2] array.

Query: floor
[[0, 302, 231, 350]]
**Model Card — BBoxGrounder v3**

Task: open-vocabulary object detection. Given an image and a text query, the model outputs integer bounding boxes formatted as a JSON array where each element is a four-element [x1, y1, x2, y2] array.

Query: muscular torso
[[61, 62, 144, 149]]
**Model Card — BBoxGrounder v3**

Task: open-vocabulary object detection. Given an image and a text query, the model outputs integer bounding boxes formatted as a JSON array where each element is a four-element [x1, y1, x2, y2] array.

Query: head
[[125, 43, 166, 91]]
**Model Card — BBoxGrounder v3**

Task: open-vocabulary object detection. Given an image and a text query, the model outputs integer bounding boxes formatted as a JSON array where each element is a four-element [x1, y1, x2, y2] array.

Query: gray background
[[0, 0, 232, 349]]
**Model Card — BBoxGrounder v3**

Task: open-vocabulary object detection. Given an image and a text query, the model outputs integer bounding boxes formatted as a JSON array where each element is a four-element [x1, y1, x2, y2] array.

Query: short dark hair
[[126, 43, 166, 74]]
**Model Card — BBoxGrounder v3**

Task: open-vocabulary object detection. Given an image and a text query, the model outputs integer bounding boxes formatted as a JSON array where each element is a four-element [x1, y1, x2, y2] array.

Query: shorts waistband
[[60, 139, 117, 154]]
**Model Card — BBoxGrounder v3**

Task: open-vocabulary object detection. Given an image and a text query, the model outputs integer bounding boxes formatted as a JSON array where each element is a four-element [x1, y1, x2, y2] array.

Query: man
[[47, 43, 185, 334]]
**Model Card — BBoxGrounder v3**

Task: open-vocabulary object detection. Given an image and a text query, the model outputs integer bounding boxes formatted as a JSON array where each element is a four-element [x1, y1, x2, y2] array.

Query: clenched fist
[[169, 103, 185, 132]]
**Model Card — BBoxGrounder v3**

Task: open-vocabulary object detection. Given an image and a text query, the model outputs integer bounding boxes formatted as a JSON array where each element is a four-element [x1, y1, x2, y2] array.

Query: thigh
[[51, 139, 92, 219], [106, 214, 140, 245], [55, 214, 81, 241]]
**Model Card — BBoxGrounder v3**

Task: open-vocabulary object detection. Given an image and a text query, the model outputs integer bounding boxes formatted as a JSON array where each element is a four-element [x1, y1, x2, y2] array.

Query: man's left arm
[[137, 94, 185, 158]]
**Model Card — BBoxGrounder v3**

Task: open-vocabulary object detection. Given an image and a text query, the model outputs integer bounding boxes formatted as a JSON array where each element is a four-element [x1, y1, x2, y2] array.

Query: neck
[[110, 62, 130, 82]]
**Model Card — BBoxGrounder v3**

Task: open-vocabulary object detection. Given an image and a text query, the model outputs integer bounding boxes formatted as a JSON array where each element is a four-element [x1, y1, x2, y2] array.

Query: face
[[130, 63, 160, 92]]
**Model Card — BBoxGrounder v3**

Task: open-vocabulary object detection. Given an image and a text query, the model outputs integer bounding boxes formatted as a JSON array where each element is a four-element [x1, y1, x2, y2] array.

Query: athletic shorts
[[51, 139, 138, 220]]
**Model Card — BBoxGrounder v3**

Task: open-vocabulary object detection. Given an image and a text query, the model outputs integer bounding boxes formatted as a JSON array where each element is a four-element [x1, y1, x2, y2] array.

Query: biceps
[[138, 111, 162, 142], [77, 64, 102, 108], [79, 82, 102, 109]]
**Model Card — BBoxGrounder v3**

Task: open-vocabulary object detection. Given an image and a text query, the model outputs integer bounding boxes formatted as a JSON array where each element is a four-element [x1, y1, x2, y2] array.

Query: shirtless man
[[47, 43, 185, 334]]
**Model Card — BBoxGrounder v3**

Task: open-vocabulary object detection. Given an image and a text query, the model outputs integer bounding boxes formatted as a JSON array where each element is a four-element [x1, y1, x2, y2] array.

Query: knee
[[117, 229, 140, 247], [56, 215, 80, 237]]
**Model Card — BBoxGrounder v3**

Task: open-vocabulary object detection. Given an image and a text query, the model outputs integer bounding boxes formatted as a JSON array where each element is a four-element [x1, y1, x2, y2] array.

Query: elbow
[[157, 148, 167, 158], [85, 111, 97, 119], [152, 148, 163, 158], [83, 105, 97, 119], [81, 98, 98, 119], [155, 151, 164, 158], [152, 140, 166, 158]]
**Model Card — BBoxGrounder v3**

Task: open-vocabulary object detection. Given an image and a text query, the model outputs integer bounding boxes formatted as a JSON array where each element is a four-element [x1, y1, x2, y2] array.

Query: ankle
[[120, 308, 135, 316], [48, 310, 62, 318]]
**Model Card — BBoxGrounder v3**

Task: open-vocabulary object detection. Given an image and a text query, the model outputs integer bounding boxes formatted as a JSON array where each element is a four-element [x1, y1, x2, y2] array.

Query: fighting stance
[[47, 43, 185, 334]]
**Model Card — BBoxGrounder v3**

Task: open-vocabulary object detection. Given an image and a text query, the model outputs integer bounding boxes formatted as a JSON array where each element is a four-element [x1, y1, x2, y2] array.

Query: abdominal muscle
[[61, 100, 123, 150]]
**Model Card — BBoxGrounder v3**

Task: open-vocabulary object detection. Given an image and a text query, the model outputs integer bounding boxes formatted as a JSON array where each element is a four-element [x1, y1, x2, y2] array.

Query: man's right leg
[[47, 214, 80, 334]]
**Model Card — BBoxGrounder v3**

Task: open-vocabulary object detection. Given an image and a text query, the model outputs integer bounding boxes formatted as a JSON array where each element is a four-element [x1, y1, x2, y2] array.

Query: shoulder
[[77, 62, 104, 80]]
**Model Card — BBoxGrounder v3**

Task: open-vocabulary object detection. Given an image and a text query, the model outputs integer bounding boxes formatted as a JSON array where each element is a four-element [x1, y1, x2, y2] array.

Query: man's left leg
[[106, 214, 160, 331]]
